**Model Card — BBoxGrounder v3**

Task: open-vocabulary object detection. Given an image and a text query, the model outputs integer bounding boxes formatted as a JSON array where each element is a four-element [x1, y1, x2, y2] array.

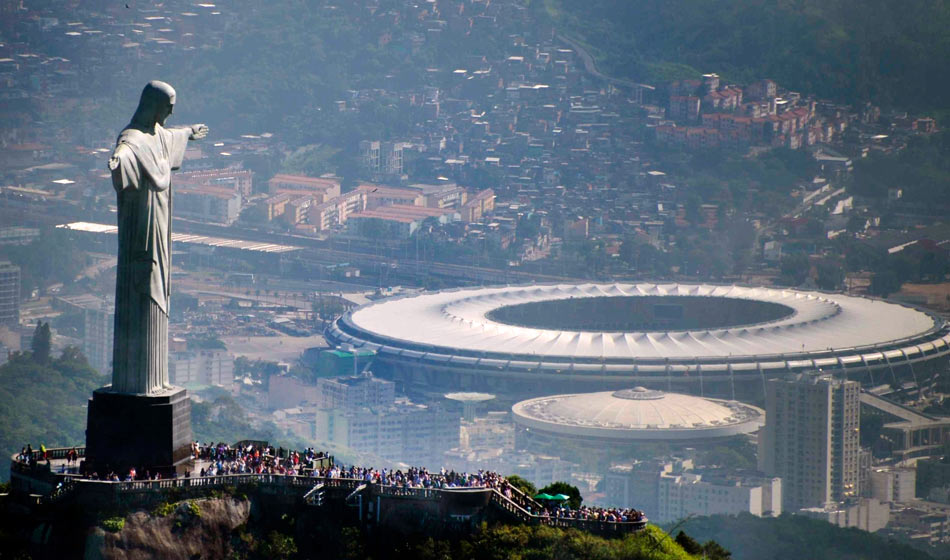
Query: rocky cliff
[[84, 497, 251, 560]]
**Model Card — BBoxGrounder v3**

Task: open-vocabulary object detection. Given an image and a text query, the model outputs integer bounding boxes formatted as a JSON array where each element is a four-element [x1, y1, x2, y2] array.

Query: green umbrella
[[533, 493, 555, 500], [552, 494, 571, 501]]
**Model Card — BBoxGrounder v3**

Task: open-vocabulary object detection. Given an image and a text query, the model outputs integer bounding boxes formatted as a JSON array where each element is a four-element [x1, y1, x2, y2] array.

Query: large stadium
[[326, 283, 950, 398]]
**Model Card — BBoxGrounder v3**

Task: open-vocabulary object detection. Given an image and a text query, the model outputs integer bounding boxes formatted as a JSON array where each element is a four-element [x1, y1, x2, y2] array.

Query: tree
[[702, 540, 732, 560], [313, 295, 346, 319], [238, 203, 268, 225], [778, 254, 810, 287], [684, 193, 703, 226], [815, 260, 844, 291], [31, 322, 51, 366], [538, 481, 583, 510], [869, 269, 901, 297], [675, 531, 702, 555], [516, 213, 541, 241], [504, 474, 536, 497]]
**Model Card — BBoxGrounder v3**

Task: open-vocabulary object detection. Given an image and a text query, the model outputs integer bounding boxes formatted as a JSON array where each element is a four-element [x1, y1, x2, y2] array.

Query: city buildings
[[460, 189, 495, 222], [0, 261, 20, 326], [605, 459, 782, 523], [82, 299, 114, 376], [307, 190, 367, 231], [859, 392, 950, 462], [314, 402, 459, 468], [312, 373, 459, 467], [800, 498, 891, 532], [177, 168, 254, 197], [316, 374, 395, 410], [869, 466, 916, 503], [169, 349, 234, 387], [175, 186, 243, 225], [760, 373, 861, 511], [346, 204, 460, 238], [0, 261, 20, 359], [267, 174, 341, 201], [359, 140, 404, 178], [55, 294, 113, 376]]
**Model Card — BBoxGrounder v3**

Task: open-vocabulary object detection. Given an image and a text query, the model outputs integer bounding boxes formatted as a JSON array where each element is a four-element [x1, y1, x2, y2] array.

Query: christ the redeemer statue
[[108, 81, 208, 394]]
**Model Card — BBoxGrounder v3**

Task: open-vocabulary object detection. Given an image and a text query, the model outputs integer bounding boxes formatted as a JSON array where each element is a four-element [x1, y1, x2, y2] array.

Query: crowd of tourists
[[194, 441, 330, 477], [315, 464, 506, 490], [538, 505, 645, 523], [17, 441, 644, 525]]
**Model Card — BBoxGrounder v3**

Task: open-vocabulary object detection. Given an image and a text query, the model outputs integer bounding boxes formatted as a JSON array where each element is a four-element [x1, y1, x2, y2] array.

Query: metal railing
[[488, 489, 647, 533], [18, 456, 647, 535]]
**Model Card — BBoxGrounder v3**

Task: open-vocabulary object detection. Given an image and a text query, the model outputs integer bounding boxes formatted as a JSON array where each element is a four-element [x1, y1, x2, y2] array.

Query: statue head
[[130, 80, 177, 130]]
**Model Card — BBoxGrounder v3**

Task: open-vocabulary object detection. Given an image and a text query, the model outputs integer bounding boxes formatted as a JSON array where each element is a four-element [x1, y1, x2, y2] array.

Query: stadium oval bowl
[[326, 283, 950, 395]]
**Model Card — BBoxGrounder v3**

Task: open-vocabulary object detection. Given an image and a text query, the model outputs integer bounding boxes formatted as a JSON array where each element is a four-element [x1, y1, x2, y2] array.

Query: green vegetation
[[234, 357, 284, 384], [0, 344, 297, 481], [169, 3, 505, 149], [153, 501, 176, 518], [674, 531, 730, 560], [1, 228, 87, 296], [652, 147, 819, 219], [854, 131, 950, 203], [538, 481, 584, 510], [186, 335, 227, 351], [258, 530, 298, 560], [30, 322, 52, 366], [505, 475, 537, 497], [322, 523, 705, 560], [696, 437, 757, 471], [916, 456, 950, 501], [678, 513, 935, 560], [280, 144, 342, 178], [551, 0, 950, 111], [100, 516, 125, 533], [0, 348, 102, 480], [190, 393, 282, 446], [186, 500, 202, 518]]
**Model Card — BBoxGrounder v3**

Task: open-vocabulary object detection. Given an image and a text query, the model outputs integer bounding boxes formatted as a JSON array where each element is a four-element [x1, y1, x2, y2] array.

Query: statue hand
[[190, 124, 209, 140]]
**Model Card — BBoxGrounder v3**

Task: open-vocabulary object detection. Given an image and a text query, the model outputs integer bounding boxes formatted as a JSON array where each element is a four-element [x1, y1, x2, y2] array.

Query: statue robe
[[110, 123, 190, 394]]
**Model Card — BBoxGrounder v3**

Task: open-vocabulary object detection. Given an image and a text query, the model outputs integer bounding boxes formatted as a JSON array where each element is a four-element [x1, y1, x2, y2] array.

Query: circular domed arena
[[326, 283, 950, 398], [512, 387, 764, 443], [511, 387, 764, 461]]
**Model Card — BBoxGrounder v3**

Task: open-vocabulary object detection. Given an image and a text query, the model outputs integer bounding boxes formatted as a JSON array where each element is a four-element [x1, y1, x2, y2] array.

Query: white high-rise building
[[870, 467, 916, 503], [605, 459, 782, 522], [316, 373, 395, 410], [359, 140, 404, 177], [760, 373, 861, 511], [0, 261, 19, 327], [169, 349, 234, 387], [83, 300, 114, 376], [315, 402, 458, 467]]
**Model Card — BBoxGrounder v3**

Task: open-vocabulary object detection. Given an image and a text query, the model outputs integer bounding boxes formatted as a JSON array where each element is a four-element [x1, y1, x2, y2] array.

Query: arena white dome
[[512, 387, 765, 441], [327, 283, 950, 395]]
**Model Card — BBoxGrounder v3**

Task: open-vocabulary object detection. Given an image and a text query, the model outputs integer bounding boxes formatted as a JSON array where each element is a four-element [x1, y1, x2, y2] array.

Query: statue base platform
[[84, 386, 193, 477]]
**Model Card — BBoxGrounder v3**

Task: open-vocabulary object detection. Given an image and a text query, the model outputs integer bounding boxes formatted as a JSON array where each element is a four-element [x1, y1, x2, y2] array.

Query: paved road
[[556, 34, 655, 92]]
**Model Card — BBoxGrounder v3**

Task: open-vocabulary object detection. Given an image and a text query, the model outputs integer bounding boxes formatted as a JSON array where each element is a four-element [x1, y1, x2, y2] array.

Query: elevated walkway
[[11, 447, 647, 536]]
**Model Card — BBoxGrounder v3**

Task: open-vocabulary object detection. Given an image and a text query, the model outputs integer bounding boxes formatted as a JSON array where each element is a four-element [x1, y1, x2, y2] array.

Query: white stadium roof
[[327, 283, 950, 384], [512, 387, 764, 440], [339, 283, 942, 360]]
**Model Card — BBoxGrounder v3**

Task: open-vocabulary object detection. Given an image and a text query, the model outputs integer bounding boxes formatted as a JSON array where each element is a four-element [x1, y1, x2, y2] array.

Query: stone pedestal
[[84, 386, 193, 476]]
